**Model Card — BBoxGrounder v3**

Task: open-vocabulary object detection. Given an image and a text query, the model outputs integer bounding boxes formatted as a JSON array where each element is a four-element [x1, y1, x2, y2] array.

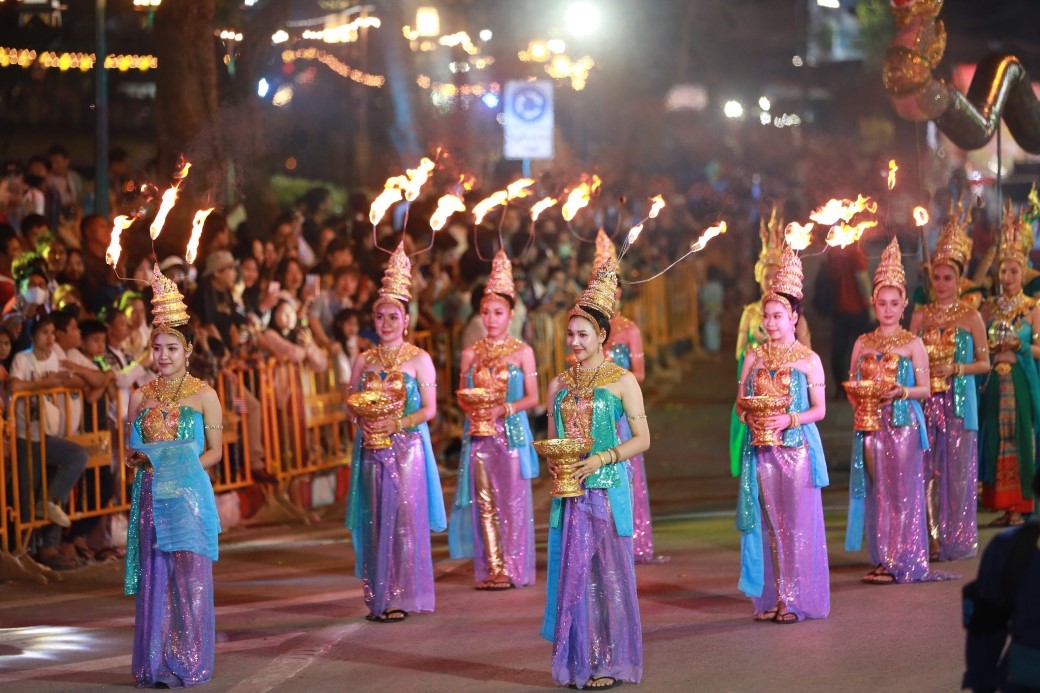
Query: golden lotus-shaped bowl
[[458, 387, 505, 437], [924, 343, 956, 392], [843, 379, 888, 432], [347, 390, 406, 449], [988, 320, 1021, 354], [532, 437, 593, 498], [739, 395, 793, 446]]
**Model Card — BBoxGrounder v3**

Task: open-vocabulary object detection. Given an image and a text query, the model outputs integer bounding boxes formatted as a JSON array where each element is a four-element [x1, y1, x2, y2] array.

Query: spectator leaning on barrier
[[191, 251, 249, 348], [8, 313, 89, 571]]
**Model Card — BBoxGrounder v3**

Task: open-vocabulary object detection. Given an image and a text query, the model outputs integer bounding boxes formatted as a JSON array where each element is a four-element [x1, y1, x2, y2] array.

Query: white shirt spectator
[[10, 347, 62, 441]]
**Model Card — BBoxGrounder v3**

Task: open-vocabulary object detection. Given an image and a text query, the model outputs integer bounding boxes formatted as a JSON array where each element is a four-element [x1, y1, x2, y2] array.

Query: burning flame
[[149, 183, 181, 240], [403, 157, 436, 202], [505, 178, 535, 200], [913, 206, 929, 226], [809, 195, 877, 226], [825, 220, 879, 248], [887, 159, 898, 190], [106, 215, 135, 268], [561, 174, 602, 222], [173, 159, 192, 180], [530, 197, 557, 222], [626, 223, 645, 246], [185, 208, 215, 264], [648, 194, 666, 219], [784, 222, 815, 251], [689, 221, 728, 253], [472, 190, 509, 225], [369, 175, 408, 226], [430, 193, 467, 231]]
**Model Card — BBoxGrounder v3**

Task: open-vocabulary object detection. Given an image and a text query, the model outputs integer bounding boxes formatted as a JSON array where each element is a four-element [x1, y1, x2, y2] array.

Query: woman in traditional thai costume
[[845, 238, 944, 585], [449, 249, 539, 590], [908, 216, 988, 560], [594, 230, 657, 564], [730, 210, 811, 477], [124, 265, 224, 688], [345, 242, 446, 622], [735, 246, 829, 624], [978, 207, 1040, 528], [542, 259, 650, 690]]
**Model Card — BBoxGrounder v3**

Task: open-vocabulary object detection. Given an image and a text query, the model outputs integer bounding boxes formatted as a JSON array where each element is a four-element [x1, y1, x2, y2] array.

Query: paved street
[[1, 352, 984, 692]]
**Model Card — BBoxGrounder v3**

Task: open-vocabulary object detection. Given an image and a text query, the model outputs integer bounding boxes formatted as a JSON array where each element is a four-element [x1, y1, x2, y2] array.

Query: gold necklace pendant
[[862, 327, 914, 354], [757, 339, 809, 371], [926, 300, 970, 325]]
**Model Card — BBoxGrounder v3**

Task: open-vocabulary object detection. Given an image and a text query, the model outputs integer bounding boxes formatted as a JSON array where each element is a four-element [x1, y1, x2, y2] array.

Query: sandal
[[754, 609, 778, 622], [863, 565, 896, 585], [476, 578, 514, 591], [569, 677, 621, 690], [366, 608, 408, 623], [773, 611, 799, 624]]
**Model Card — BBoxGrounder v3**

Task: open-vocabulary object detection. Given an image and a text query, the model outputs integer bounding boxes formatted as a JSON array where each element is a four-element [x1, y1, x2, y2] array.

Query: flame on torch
[[809, 195, 877, 226], [530, 197, 557, 222], [825, 220, 879, 248], [185, 208, 215, 264], [149, 183, 181, 240], [784, 221, 814, 251], [173, 160, 192, 180], [626, 223, 644, 246], [913, 206, 929, 226], [689, 221, 728, 252], [369, 175, 408, 226], [648, 194, 666, 219], [403, 157, 436, 202], [561, 174, 602, 222], [106, 215, 135, 268], [887, 159, 898, 190], [473, 190, 509, 225], [430, 193, 467, 231], [505, 178, 535, 200]]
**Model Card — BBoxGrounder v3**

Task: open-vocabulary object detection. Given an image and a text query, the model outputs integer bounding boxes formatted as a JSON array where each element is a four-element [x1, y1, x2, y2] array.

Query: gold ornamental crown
[[593, 228, 618, 274], [485, 248, 516, 300], [574, 258, 618, 321], [766, 246, 803, 300], [150, 263, 190, 328], [891, 0, 944, 28], [755, 206, 785, 283], [932, 209, 973, 271], [873, 237, 907, 296], [997, 200, 1032, 268], [376, 241, 413, 307]]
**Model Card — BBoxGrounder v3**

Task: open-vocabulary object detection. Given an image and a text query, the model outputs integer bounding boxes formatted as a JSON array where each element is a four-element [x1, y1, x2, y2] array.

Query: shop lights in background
[[544, 54, 594, 90], [281, 48, 385, 87], [0, 47, 157, 72], [301, 15, 380, 44], [132, 0, 161, 7]]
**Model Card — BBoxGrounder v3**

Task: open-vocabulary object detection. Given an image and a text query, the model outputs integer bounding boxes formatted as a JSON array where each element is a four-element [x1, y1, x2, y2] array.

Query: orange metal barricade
[[1, 417, 8, 552], [211, 365, 259, 493]]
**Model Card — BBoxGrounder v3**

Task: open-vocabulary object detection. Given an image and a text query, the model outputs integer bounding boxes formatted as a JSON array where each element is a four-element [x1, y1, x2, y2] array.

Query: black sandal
[[773, 611, 799, 624], [366, 608, 408, 623], [569, 677, 621, 690], [754, 609, 778, 622]]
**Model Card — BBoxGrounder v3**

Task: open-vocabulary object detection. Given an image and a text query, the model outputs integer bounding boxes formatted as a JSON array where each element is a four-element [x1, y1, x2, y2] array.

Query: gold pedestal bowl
[[457, 387, 505, 437], [532, 437, 594, 498], [739, 395, 793, 447], [842, 379, 888, 432], [922, 326, 957, 393], [347, 390, 406, 449]]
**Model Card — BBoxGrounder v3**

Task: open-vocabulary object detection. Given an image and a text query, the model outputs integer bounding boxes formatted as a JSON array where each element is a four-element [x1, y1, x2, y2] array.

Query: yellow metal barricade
[[211, 365, 259, 493], [1, 417, 8, 552], [66, 395, 129, 522]]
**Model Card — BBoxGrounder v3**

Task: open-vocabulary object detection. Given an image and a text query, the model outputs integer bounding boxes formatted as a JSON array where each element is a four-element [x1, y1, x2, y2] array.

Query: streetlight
[[415, 6, 440, 37], [565, 2, 600, 37], [723, 100, 744, 119]]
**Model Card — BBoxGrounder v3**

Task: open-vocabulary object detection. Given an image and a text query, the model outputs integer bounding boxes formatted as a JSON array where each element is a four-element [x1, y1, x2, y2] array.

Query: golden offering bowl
[[532, 437, 594, 498], [988, 320, 1021, 354], [738, 395, 793, 447], [842, 380, 888, 432], [457, 387, 505, 437], [347, 390, 406, 449], [924, 343, 956, 392]]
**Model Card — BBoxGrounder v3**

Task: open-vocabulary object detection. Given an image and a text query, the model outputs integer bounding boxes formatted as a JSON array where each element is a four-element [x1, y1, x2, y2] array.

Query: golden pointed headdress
[[484, 248, 515, 301], [149, 263, 191, 348], [593, 228, 618, 274], [374, 241, 412, 309], [997, 200, 1032, 269], [568, 258, 618, 339], [932, 207, 973, 272], [761, 246, 803, 315], [755, 206, 785, 283], [873, 237, 907, 297]]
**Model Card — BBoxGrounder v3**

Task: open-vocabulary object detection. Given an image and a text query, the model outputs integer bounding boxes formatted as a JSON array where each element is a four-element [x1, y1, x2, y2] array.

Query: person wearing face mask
[[978, 206, 1040, 529], [845, 238, 951, 585], [4, 257, 51, 352], [449, 250, 539, 591], [908, 214, 989, 562], [730, 209, 811, 478]]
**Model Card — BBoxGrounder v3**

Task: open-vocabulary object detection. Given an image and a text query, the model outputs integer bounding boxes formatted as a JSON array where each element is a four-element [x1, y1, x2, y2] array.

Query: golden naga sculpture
[[883, 0, 1040, 153]]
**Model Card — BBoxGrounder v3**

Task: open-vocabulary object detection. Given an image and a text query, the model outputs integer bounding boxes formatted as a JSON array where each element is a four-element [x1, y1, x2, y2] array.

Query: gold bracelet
[[789, 412, 800, 428], [504, 403, 515, 417], [596, 452, 606, 468], [627, 412, 647, 422]]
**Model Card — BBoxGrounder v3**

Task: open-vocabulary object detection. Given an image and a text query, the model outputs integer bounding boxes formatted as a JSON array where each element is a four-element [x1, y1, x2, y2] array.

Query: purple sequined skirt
[[469, 427, 536, 586], [551, 489, 641, 688], [357, 431, 436, 616], [132, 471, 215, 688], [753, 444, 830, 620], [923, 390, 978, 561], [618, 417, 654, 563]]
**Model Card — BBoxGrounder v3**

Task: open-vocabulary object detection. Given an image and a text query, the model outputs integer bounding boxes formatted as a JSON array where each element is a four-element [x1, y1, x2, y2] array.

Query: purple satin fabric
[[551, 489, 642, 688], [132, 471, 215, 689], [753, 444, 830, 620], [469, 421, 536, 586], [923, 390, 979, 561], [863, 407, 952, 583], [358, 431, 436, 616]]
